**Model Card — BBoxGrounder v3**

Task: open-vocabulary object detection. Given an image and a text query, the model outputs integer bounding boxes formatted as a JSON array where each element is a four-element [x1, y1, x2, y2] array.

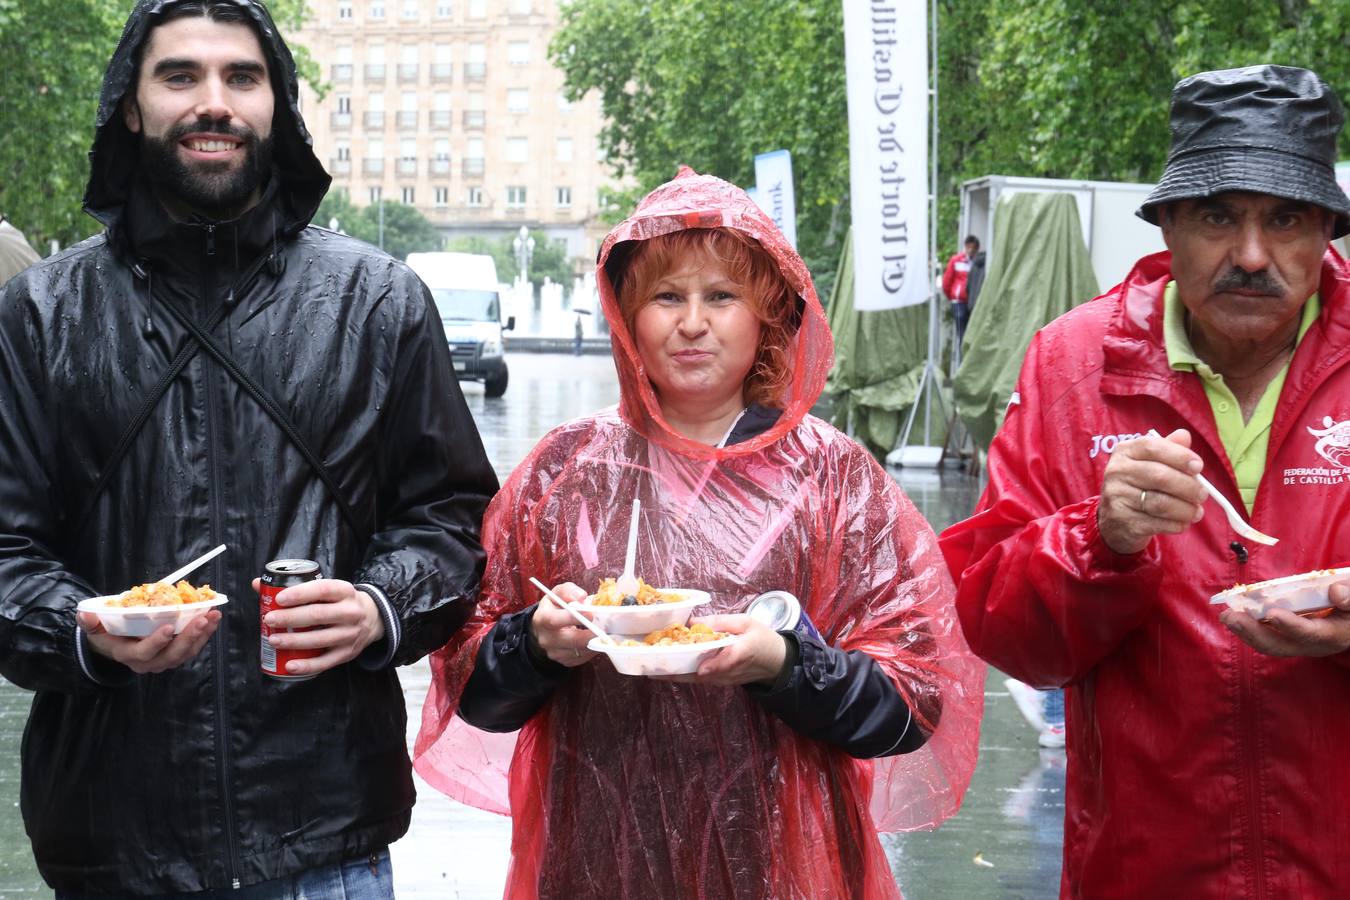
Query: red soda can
[[260, 559, 321, 681]]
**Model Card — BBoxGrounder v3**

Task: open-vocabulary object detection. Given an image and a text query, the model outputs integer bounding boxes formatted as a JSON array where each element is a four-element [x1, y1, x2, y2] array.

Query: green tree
[[554, 0, 1350, 288], [314, 193, 444, 261], [938, 0, 1350, 257], [552, 0, 849, 292], [446, 229, 576, 289], [0, 0, 318, 254]]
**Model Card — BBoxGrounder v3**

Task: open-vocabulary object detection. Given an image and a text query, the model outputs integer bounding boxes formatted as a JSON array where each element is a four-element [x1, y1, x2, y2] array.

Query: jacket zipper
[[1233, 546, 1266, 899], [200, 230, 245, 889]]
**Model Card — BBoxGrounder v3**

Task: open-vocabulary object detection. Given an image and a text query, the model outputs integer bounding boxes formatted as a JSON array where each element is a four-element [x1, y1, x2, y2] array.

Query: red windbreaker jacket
[[941, 248, 1350, 899]]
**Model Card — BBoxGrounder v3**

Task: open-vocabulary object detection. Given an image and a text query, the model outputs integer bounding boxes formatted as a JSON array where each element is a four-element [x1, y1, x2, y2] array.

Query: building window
[[370, 0, 386, 19], [436, 1, 452, 17], [465, 43, 486, 81], [338, 1, 353, 19], [337, 95, 352, 114], [434, 187, 449, 206], [555, 137, 573, 162], [469, 0, 486, 17], [555, 186, 571, 209], [508, 41, 530, 66], [402, 186, 415, 204], [370, 186, 383, 204], [507, 89, 529, 114], [506, 186, 527, 208], [466, 186, 484, 207], [337, 143, 351, 161], [510, 0, 532, 13], [557, 93, 572, 114], [431, 138, 451, 173], [398, 44, 419, 82], [506, 138, 528, 163], [401, 0, 419, 20]]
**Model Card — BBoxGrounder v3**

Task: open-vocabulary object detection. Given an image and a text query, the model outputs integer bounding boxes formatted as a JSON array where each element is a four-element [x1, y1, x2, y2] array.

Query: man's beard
[[140, 118, 274, 221]]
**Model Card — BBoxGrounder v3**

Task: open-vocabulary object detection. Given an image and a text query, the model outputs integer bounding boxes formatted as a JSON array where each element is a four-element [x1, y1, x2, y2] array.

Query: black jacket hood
[[83, 0, 330, 244]]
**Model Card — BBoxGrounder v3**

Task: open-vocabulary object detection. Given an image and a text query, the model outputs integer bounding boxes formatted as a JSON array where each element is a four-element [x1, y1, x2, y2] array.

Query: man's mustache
[[1212, 267, 1285, 296], [166, 118, 257, 144]]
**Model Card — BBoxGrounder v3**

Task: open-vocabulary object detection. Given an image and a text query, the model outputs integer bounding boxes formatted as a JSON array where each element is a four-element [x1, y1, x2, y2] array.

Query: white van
[[407, 251, 515, 397]]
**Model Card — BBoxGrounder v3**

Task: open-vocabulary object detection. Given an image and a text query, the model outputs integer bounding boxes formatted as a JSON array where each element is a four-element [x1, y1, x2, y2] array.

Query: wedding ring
[[1139, 489, 1149, 511]]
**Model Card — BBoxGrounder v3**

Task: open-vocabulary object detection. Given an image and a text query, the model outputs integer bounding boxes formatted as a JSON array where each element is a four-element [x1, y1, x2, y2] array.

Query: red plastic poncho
[[415, 168, 984, 899]]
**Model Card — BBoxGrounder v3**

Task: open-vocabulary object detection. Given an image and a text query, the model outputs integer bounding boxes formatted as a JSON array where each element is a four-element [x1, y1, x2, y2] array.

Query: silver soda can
[[746, 590, 823, 643]]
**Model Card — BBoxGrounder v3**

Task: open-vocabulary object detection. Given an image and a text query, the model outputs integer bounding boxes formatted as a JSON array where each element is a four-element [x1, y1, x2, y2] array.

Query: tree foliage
[[446, 229, 576, 289], [555, 0, 1350, 289], [552, 0, 849, 290], [0, 0, 317, 254], [314, 193, 444, 261]]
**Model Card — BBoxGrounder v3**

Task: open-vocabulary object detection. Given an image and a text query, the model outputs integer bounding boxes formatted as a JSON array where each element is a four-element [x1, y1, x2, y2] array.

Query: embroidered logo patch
[[1281, 415, 1350, 485]]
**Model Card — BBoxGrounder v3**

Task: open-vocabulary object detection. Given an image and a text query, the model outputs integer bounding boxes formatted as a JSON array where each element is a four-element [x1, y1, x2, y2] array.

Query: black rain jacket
[[0, 0, 498, 892]]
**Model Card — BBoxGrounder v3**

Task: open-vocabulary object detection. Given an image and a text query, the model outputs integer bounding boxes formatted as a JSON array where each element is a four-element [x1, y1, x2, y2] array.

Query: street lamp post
[[512, 225, 535, 287]]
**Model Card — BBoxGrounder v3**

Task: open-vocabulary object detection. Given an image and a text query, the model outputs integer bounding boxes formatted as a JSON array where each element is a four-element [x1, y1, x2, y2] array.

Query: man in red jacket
[[942, 234, 979, 345], [941, 65, 1350, 899]]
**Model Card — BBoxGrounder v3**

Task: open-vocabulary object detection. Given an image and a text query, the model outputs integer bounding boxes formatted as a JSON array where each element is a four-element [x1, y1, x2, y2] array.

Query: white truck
[[407, 251, 514, 398], [959, 175, 1166, 291]]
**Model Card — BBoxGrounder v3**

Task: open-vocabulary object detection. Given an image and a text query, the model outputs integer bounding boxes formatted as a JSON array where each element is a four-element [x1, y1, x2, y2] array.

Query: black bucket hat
[[1138, 65, 1350, 239]]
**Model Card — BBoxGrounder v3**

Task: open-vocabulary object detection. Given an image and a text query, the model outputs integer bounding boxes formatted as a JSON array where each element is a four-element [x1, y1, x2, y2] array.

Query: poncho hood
[[82, 0, 330, 242], [597, 166, 834, 459]]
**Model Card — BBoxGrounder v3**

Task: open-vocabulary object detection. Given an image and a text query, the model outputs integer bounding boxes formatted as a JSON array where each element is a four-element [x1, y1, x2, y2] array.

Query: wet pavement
[[0, 353, 1062, 899]]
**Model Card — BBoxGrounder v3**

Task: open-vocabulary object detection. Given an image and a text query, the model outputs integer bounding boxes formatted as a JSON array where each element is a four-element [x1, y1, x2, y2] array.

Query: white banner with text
[[753, 150, 798, 250], [844, 0, 929, 310]]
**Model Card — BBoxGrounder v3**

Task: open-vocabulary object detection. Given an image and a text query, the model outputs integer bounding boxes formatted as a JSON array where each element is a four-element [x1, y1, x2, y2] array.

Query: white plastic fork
[[1146, 430, 1277, 546], [157, 544, 228, 585]]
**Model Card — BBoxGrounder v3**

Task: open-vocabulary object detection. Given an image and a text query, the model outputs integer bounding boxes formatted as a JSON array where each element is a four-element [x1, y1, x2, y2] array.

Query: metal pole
[[926, 0, 939, 445]]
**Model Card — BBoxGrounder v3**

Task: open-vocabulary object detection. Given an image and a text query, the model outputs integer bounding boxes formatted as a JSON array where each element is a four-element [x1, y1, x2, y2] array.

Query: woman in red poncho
[[415, 168, 983, 899]]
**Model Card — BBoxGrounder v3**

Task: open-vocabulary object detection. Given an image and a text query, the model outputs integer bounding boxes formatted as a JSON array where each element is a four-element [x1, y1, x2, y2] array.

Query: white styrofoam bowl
[[77, 593, 229, 638], [572, 588, 711, 635], [588, 631, 737, 676], [1209, 567, 1350, 620]]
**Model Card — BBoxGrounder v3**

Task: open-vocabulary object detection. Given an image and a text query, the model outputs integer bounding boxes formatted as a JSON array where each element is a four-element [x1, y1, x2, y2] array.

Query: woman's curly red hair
[[613, 228, 801, 408]]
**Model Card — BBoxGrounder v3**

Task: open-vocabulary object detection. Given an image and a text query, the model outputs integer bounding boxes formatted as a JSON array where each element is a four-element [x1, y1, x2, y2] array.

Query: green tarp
[[953, 192, 1100, 449], [825, 227, 942, 458]]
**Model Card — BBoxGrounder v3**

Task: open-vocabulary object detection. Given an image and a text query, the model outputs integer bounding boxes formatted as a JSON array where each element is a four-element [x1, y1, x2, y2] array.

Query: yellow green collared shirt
[[1163, 282, 1319, 512]]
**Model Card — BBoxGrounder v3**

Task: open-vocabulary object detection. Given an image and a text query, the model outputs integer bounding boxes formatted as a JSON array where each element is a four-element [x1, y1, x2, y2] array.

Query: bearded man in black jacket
[[0, 1, 499, 896]]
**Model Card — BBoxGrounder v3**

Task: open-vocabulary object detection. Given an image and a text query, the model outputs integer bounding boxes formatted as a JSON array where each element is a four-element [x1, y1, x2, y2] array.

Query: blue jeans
[[56, 849, 394, 900], [1044, 688, 1065, 727]]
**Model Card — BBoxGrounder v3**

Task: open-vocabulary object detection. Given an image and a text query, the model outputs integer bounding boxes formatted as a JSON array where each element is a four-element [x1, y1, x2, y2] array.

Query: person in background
[[0, 1, 497, 895], [0, 215, 40, 286], [415, 167, 984, 899], [941, 65, 1350, 898], [942, 234, 980, 344]]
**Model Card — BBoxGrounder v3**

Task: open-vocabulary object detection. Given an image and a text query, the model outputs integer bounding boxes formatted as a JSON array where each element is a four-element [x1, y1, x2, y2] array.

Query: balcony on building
[[430, 157, 451, 175], [397, 64, 419, 83], [331, 64, 352, 82], [431, 64, 453, 83], [364, 64, 386, 82], [363, 111, 386, 129], [396, 111, 418, 130], [398, 158, 418, 176], [462, 110, 485, 130], [363, 158, 385, 175], [331, 112, 353, 129], [429, 110, 452, 129], [463, 62, 486, 83], [463, 158, 485, 177], [330, 158, 352, 175]]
